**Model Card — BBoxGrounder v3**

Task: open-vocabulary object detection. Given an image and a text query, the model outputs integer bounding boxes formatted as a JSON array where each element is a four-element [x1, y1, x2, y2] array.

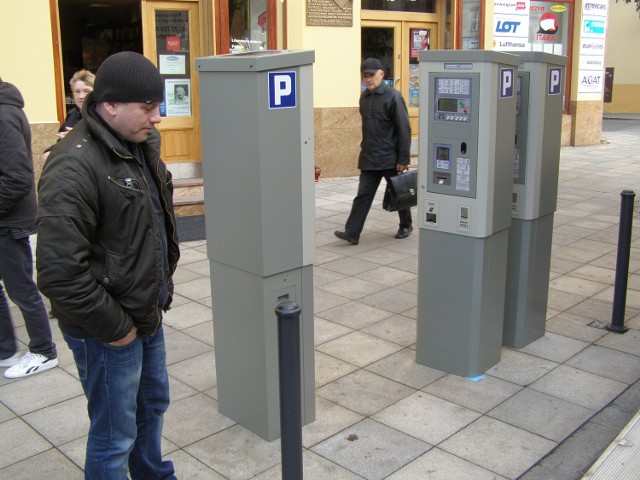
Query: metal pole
[[276, 300, 303, 479], [608, 190, 635, 333]]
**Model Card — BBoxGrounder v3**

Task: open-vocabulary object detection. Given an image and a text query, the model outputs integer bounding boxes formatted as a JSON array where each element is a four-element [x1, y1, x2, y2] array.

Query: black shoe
[[334, 230, 359, 245], [395, 226, 413, 239]]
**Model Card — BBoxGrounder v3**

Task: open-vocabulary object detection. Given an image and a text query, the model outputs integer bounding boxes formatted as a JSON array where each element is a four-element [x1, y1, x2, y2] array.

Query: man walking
[[335, 57, 413, 245], [36, 52, 180, 479], [0, 78, 58, 379]]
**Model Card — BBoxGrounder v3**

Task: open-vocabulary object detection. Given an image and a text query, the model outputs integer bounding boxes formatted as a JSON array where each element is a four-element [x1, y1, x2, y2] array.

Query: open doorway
[[57, 0, 141, 114]]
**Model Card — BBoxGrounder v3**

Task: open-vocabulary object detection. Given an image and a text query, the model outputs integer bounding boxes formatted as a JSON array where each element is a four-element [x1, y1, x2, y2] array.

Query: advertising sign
[[578, 0, 608, 94]]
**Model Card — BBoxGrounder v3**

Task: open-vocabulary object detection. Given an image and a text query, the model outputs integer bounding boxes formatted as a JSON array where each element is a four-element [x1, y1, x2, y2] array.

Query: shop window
[[459, 0, 482, 49], [362, 0, 436, 13], [155, 10, 192, 117], [528, 1, 570, 55], [229, 0, 268, 52]]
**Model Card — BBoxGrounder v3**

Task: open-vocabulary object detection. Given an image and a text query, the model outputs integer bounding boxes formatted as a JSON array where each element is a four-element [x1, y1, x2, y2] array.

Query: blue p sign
[[268, 71, 296, 109], [500, 68, 514, 98], [548, 67, 562, 95]]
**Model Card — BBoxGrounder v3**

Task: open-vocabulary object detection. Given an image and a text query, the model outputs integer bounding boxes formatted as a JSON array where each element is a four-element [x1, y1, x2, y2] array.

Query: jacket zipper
[[116, 148, 164, 335]]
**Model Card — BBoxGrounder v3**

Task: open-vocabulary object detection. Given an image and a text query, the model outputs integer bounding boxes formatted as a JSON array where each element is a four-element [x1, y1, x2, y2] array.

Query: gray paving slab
[[311, 418, 430, 480]]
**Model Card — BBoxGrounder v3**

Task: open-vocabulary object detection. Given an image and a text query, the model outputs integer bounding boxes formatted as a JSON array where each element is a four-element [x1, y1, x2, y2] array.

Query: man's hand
[[397, 163, 409, 172], [109, 326, 138, 346], [56, 127, 73, 140]]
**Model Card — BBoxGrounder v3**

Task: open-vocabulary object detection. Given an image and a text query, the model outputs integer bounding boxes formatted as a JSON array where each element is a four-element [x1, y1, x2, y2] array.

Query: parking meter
[[416, 50, 519, 377], [504, 52, 567, 348], [196, 51, 316, 441]]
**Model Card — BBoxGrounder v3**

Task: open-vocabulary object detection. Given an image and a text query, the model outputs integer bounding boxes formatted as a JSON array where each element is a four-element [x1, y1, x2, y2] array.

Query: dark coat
[[59, 107, 83, 132], [36, 92, 180, 343], [358, 82, 411, 171], [0, 80, 36, 229]]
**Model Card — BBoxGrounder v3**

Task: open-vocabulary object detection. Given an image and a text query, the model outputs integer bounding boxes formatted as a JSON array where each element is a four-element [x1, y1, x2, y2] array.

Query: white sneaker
[[0, 352, 21, 368], [4, 352, 59, 379]]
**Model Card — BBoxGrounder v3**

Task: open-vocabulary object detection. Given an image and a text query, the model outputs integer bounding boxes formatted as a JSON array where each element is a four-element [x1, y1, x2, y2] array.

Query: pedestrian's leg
[[0, 235, 56, 358], [65, 333, 142, 480], [0, 278, 17, 360], [382, 169, 413, 237], [344, 170, 384, 238], [398, 207, 413, 229], [128, 326, 175, 480]]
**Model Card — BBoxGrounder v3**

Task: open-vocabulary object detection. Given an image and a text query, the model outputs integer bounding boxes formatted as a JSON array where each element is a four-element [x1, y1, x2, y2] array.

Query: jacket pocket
[[101, 250, 124, 292]]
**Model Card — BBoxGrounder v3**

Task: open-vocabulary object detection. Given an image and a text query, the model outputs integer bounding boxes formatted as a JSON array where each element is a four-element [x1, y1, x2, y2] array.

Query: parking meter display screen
[[438, 97, 458, 112]]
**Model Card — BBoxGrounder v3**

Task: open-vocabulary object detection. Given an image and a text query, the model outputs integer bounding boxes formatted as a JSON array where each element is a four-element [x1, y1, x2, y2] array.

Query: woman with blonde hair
[[42, 69, 95, 160], [58, 69, 95, 138]]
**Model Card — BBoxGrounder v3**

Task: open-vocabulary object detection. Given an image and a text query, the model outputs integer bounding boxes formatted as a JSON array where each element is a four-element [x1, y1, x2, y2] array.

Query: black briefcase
[[382, 169, 418, 212]]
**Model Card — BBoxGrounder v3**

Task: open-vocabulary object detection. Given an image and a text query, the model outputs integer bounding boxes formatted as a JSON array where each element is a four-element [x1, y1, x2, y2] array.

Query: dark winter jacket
[[0, 80, 36, 229], [358, 82, 411, 171], [59, 107, 83, 132], [36, 92, 180, 343]]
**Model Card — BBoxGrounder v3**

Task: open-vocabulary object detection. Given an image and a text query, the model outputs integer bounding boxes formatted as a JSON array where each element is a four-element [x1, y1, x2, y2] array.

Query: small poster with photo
[[165, 79, 191, 117]]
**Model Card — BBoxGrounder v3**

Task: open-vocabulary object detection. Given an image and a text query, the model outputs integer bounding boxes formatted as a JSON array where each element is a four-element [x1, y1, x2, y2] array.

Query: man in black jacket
[[0, 78, 58, 378], [335, 58, 413, 245], [37, 52, 180, 480]]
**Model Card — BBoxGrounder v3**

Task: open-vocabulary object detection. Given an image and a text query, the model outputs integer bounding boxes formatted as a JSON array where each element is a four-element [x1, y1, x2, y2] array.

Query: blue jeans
[[344, 168, 413, 239], [64, 326, 176, 480], [0, 233, 56, 360]]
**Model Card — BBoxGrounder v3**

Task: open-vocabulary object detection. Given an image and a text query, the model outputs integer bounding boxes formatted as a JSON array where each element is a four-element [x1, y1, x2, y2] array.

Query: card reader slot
[[433, 172, 451, 186]]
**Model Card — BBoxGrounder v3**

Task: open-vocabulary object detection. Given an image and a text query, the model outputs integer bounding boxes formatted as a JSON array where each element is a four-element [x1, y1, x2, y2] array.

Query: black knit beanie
[[93, 51, 164, 104]]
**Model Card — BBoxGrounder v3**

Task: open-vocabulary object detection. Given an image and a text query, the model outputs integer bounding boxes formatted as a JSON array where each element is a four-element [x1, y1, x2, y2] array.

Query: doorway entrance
[[362, 21, 438, 134], [54, 0, 204, 169]]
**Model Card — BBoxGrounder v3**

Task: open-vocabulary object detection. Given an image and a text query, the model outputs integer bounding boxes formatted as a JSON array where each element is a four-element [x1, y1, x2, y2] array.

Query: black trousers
[[0, 233, 56, 360], [344, 168, 412, 239]]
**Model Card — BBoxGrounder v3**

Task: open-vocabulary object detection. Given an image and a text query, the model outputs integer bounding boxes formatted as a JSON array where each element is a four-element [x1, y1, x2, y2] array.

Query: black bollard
[[608, 190, 635, 333], [275, 300, 303, 479]]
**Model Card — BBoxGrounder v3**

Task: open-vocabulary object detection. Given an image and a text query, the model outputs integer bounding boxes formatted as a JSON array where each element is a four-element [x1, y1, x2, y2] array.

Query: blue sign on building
[[268, 71, 296, 109]]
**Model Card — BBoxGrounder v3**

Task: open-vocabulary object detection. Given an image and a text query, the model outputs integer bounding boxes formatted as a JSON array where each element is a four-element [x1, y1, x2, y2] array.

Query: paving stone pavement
[[0, 116, 639, 479]]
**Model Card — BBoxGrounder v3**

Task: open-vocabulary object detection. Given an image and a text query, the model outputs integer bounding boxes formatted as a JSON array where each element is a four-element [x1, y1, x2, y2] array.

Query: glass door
[[361, 22, 401, 92], [361, 21, 438, 134], [403, 21, 438, 125], [142, 0, 202, 163]]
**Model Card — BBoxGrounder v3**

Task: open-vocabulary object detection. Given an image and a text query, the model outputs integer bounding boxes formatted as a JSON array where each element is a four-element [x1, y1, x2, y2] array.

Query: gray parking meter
[[196, 51, 315, 441], [416, 51, 519, 377], [504, 52, 567, 348]]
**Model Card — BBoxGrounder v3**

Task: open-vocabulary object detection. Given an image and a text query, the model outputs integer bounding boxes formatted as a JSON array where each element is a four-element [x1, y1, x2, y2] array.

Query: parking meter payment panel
[[418, 51, 519, 238]]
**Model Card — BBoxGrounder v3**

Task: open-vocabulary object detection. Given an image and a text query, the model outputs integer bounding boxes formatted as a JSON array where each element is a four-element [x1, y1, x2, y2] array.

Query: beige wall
[[604, 2, 640, 113], [287, 0, 363, 175], [1, 0, 58, 124], [287, 0, 361, 108]]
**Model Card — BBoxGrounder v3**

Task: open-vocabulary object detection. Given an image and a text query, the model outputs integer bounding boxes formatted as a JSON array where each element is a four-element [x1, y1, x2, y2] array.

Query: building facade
[[1, 0, 629, 182]]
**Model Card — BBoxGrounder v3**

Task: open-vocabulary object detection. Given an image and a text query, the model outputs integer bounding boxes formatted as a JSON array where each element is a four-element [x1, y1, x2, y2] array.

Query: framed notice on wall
[[306, 0, 353, 27]]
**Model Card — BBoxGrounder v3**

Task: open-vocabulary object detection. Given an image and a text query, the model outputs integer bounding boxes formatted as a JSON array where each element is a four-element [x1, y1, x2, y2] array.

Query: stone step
[[172, 177, 204, 217]]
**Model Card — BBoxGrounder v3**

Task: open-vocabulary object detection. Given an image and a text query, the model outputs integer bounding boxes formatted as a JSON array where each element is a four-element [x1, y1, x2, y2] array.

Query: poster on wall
[[159, 54, 186, 75], [164, 79, 191, 117], [577, 0, 608, 95], [493, 0, 530, 50], [528, 2, 570, 55]]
